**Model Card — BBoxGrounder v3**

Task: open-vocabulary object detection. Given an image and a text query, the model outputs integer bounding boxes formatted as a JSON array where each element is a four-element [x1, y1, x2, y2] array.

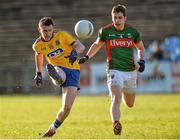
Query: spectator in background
[[147, 40, 170, 62], [161, 35, 180, 62]]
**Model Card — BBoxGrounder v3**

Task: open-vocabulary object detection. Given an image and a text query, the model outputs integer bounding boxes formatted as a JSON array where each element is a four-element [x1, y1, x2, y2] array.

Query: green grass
[[0, 94, 180, 139]]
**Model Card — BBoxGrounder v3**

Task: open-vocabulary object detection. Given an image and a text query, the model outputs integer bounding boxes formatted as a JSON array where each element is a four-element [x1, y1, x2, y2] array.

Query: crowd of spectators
[[146, 35, 180, 62]]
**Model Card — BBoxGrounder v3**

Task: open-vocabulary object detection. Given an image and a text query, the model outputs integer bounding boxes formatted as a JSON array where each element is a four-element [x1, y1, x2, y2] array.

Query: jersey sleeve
[[134, 30, 141, 43], [97, 28, 105, 41], [32, 40, 41, 54], [61, 31, 75, 45]]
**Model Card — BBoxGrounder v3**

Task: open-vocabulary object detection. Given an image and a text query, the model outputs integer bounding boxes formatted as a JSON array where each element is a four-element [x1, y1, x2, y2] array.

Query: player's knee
[[126, 102, 134, 108], [109, 85, 122, 102], [109, 85, 121, 93], [110, 85, 117, 93]]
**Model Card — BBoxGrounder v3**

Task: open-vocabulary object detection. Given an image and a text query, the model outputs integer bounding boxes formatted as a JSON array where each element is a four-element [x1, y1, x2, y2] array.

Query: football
[[74, 20, 94, 39], [51, 66, 66, 86]]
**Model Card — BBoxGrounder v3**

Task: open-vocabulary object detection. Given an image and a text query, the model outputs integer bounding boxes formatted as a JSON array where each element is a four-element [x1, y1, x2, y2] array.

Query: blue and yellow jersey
[[33, 31, 80, 70]]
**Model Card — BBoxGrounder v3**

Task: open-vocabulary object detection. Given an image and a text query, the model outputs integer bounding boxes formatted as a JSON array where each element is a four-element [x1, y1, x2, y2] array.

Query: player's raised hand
[[65, 50, 78, 65], [34, 72, 42, 86], [137, 60, 145, 72], [78, 55, 89, 64]]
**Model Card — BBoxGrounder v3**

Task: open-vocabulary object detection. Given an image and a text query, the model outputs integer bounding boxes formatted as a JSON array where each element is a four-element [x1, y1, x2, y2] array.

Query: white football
[[51, 66, 66, 86], [74, 20, 94, 39]]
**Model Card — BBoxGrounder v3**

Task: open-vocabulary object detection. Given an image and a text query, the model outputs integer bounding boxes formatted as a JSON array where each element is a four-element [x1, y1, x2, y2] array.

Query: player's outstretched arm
[[78, 39, 103, 64], [72, 39, 85, 54]]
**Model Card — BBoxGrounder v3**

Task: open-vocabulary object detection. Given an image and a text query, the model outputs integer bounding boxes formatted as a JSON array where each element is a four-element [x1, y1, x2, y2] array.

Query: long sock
[[51, 119, 63, 130]]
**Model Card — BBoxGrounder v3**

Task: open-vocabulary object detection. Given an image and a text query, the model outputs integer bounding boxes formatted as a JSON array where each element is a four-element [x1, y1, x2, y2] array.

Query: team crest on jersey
[[127, 33, 132, 39], [55, 40, 60, 46], [47, 48, 63, 57]]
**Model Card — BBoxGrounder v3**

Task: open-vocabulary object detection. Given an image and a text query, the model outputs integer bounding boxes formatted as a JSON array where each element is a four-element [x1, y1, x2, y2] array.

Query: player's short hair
[[38, 17, 54, 27], [111, 4, 127, 17]]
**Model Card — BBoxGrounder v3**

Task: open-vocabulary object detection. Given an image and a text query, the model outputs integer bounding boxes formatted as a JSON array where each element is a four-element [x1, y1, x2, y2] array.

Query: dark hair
[[111, 4, 127, 17], [38, 17, 54, 26]]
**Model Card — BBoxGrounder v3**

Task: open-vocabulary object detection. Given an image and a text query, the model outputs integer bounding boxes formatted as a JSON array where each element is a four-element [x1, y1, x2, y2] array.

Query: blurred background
[[0, 0, 180, 95]]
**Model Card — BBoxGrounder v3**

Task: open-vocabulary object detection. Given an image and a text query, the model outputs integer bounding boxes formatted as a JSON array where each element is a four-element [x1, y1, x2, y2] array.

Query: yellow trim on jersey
[[32, 31, 80, 70]]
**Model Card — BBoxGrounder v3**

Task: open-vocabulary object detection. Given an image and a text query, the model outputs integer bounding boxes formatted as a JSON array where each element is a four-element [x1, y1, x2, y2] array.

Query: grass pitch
[[0, 94, 180, 139]]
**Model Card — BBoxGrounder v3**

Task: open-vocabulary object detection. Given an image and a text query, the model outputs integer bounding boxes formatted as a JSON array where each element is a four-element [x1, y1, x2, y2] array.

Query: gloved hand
[[137, 59, 145, 72], [65, 50, 78, 65], [34, 72, 42, 86], [78, 55, 89, 64]]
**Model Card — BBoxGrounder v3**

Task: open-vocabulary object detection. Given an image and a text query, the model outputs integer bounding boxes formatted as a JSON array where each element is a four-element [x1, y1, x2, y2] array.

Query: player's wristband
[[85, 55, 89, 60]]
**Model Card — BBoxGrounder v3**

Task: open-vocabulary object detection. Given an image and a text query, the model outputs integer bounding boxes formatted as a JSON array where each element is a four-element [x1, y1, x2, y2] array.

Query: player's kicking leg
[[46, 63, 64, 85]]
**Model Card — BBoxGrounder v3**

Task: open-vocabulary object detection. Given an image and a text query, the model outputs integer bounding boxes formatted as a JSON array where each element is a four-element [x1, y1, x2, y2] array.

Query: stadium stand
[[0, 0, 180, 93]]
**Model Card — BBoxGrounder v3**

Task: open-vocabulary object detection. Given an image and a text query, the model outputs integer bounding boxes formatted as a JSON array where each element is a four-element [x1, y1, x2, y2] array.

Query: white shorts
[[107, 69, 137, 89]]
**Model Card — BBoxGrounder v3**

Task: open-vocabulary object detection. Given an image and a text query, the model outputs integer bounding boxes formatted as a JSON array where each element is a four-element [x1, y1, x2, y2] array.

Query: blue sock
[[52, 119, 62, 129]]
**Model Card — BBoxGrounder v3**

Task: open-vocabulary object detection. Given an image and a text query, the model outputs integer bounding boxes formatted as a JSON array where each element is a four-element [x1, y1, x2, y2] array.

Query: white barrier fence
[[79, 62, 180, 94], [137, 61, 172, 93], [0, 62, 179, 94]]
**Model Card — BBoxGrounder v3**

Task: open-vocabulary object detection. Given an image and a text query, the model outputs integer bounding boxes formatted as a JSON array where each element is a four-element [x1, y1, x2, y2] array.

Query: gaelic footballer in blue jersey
[[33, 17, 85, 138]]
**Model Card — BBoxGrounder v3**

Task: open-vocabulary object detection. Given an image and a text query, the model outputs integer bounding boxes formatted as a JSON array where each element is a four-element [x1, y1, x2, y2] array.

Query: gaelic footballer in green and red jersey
[[98, 23, 141, 71]]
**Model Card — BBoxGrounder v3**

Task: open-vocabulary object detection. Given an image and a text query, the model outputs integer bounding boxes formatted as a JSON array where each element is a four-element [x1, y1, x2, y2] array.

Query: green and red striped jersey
[[98, 23, 141, 71]]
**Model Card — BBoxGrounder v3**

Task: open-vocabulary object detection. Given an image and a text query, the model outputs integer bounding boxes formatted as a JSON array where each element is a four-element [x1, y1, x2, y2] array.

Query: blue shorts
[[58, 66, 80, 89]]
